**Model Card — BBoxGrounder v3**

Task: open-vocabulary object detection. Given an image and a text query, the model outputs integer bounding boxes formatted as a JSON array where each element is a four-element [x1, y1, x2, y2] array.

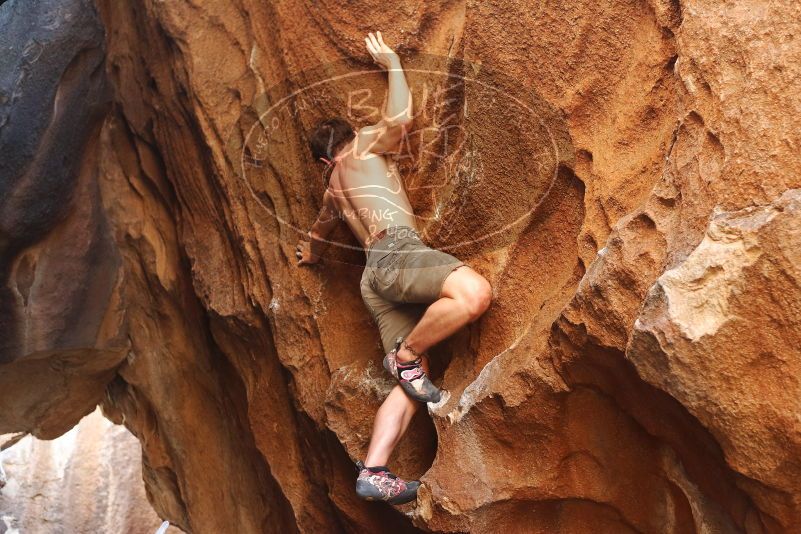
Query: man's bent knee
[[441, 266, 492, 320], [464, 276, 492, 321]]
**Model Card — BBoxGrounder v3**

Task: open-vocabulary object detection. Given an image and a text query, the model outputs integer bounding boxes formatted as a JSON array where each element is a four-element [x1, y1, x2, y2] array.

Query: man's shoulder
[[343, 146, 389, 173]]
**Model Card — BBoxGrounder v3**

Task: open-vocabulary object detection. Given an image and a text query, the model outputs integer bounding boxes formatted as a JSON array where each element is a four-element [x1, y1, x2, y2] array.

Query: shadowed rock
[[0, 0, 121, 439]]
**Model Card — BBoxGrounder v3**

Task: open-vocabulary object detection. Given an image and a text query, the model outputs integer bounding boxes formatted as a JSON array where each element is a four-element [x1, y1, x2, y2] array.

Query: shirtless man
[[295, 32, 492, 504]]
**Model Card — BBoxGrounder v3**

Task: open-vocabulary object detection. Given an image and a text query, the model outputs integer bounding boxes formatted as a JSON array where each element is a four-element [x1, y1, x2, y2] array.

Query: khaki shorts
[[360, 226, 465, 354]]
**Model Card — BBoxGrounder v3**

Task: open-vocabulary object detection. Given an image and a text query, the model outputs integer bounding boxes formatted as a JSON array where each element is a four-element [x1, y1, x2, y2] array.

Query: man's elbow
[[384, 109, 414, 128], [386, 116, 413, 128]]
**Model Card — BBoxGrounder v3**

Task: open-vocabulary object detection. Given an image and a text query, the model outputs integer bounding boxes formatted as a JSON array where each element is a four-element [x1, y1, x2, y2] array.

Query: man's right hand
[[365, 31, 399, 70], [295, 238, 320, 266]]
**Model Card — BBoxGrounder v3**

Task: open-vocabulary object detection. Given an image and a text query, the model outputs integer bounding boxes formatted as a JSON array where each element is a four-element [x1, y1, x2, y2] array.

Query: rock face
[[629, 191, 801, 529], [0, 0, 120, 440], [1, 0, 800, 532]]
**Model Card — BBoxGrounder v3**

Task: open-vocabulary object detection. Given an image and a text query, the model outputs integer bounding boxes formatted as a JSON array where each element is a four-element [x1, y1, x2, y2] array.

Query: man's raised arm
[[357, 32, 413, 155]]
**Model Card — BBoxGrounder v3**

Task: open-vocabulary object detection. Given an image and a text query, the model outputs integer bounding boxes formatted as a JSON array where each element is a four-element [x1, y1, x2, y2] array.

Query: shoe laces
[[357, 461, 398, 480]]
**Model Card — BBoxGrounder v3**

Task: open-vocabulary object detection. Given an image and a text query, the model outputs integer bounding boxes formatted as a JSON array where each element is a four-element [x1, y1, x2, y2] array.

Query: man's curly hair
[[309, 117, 356, 162]]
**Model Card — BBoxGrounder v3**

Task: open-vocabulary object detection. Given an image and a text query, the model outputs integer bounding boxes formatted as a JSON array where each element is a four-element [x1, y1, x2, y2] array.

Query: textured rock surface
[[0, 409, 177, 534], [629, 190, 801, 529], [1, 0, 800, 532]]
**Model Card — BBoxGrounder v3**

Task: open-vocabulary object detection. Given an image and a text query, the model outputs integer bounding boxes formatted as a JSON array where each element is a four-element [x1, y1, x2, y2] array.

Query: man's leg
[[363, 357, 430, 466], [395, 266, 491, 362], [356, 387, 420, 504], [355, 285, 429, 503], [364, 385, 419, 466]]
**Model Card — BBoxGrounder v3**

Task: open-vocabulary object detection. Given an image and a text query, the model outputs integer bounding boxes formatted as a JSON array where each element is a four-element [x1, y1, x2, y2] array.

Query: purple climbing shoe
[[355, 461, 420, 505], [383, 337, 442, 403]]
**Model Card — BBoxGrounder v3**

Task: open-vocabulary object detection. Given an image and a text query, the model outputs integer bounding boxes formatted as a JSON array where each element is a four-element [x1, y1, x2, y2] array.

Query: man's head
[[309, 117, 355, 164]]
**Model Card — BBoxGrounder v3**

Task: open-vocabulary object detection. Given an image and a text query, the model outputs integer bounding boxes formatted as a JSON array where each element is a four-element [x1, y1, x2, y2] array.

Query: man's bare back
[[327, 140, 417, 249], [296, 29, 419, 261]]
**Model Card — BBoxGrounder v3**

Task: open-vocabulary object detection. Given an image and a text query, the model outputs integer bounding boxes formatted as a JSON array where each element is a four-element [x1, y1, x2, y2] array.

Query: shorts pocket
[[371, 250, 401, 289]]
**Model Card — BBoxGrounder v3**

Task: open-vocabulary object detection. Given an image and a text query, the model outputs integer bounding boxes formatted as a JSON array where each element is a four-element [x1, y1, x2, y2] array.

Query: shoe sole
[[356, 480, 420, 505], [356, 479, 386, 501], [403, 381, 441, 404], [388, 483, 420, 505]]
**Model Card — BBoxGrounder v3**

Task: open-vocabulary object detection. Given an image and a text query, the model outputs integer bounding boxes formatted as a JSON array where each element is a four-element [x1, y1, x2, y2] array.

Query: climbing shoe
[[383, 338, 442, 403], [355, 461, 420, 505]]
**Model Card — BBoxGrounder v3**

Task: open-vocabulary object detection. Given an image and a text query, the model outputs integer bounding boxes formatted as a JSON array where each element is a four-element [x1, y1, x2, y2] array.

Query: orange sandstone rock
[[1, 0, 800, 532]]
